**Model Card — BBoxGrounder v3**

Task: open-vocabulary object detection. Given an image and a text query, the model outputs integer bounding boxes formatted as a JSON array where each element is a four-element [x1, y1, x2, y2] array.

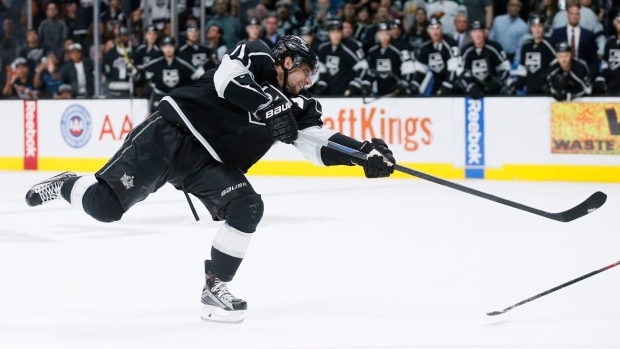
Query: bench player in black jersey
[[24, 36, 396, 324]]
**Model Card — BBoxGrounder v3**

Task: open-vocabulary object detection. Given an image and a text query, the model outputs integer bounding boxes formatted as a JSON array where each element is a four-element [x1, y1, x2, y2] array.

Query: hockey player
[[595, 14, 620, 94], [103, 27, 134, 98], [363, 22, 416, 96], [139, 37, 200, 111], [178, 24, 214, 74], [315, 20, 369, 96], [514, 15, 556, 95], [133, 26, 162, 69], [24, 36, 396, 324], [412, 17, 461, 96], [460, 21, 512, 100], [547, 41, 591, 101]]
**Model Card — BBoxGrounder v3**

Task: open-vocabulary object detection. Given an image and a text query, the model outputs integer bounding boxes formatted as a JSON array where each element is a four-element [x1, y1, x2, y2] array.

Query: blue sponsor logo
[[61, 104, 92, 148], [465, 98, 485, 179]]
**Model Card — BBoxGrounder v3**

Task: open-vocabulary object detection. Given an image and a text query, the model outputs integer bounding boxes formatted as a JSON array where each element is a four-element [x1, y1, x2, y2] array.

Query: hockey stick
[[297, 132, 607, 222], [487, 259, 620, 316]]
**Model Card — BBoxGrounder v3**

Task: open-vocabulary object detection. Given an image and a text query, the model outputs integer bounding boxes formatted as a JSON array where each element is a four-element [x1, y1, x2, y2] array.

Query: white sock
[[212, 223, 253, 259], [70, 176, 98, 212]]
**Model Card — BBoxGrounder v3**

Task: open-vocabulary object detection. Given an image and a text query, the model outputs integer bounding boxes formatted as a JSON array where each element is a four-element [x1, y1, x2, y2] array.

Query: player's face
[[246, 24, 260, 40], [162, 44, 175, 57], [427, 26, 442, 41], [530, 23, 544, 39], [187, 29, 199, 42], [145, 30, 157, 44], [342, 22, 353, 38], [471, 29, 485, 47], [284, 60, 313, 95], [328, 29, 342, 45], [557, 51, 571, 70], [377, 30, 390, 46]]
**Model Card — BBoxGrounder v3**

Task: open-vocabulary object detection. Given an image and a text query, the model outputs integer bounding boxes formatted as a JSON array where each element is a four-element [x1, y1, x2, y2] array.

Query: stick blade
[[486, 311, 505, 316], [557, 191, 607, 222]]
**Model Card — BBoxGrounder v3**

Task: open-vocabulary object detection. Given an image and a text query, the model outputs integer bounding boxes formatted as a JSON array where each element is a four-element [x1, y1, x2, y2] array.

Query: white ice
[[1, 171, 619, 349]]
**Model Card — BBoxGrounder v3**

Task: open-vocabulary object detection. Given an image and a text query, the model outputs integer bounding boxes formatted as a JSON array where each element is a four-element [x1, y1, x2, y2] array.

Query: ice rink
[[1, 171, 619, 349]]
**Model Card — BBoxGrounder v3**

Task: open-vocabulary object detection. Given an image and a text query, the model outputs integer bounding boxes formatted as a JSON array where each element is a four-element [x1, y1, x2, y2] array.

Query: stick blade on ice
[[557, 191, 607, 222]]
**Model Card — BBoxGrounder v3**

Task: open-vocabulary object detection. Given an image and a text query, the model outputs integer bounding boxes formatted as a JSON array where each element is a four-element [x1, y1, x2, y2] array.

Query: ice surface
[[1, 171, 619, 349]]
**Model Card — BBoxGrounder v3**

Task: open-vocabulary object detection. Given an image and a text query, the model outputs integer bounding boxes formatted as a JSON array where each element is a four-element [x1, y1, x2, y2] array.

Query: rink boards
[[1, 97, 619, 182]]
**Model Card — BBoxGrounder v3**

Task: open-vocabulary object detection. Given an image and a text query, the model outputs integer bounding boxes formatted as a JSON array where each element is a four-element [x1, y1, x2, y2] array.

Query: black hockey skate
[[25, 172, 77, 207], [200, 260, 247, 324]]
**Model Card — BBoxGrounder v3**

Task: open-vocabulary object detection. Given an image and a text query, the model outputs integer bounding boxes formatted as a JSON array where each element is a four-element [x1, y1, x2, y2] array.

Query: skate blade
[[200, 304, 244, 324]]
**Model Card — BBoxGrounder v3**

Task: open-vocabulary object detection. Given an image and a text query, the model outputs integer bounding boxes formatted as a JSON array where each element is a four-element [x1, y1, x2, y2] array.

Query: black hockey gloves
[[257, 84, 299, 144], [358, 138, 395, 178], [257, 99, 298, 144], [466, 83, 483, 100]]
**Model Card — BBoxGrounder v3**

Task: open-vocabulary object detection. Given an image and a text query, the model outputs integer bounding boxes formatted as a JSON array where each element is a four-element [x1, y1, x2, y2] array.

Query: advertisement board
[[551, 102, 620, 155]]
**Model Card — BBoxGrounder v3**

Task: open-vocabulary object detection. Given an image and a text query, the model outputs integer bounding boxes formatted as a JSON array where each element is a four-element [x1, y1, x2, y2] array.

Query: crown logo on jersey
[[120, 173, 135, 189]]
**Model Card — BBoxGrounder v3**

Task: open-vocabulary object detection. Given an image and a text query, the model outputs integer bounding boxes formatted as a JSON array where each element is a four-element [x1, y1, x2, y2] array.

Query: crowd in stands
[[0, 0, 618, 101]]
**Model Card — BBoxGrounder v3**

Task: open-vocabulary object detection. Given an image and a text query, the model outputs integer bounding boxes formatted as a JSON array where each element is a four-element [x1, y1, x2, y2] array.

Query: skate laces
[[210, 278, 234, 303], [35, 181, 62, 203]]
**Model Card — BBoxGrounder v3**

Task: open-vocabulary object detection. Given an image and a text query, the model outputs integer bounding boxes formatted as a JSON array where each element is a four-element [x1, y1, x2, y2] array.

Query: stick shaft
[[496, 260, 620, 314]]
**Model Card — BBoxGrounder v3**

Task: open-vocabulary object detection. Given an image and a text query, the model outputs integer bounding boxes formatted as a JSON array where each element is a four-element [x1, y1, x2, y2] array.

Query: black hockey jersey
[[547, 58, 591, 101], [460, 40, 511, 93], [133, 44, 162, 69], [316, 38, 368, 95], [162, 41, 325, 172], [178, 43, 216, 72], [515, 38, 556, 94], [601, 36, 620, 93], [413, 37, 460, 94], [19, 45, 47, 72], [142, 56, 197, 95], [364, 44, 414, 95], [104, 44, 134, 83]]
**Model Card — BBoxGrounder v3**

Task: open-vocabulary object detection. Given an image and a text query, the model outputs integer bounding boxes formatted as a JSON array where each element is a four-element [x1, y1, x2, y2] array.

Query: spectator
[[299, 24, 319, 52], [206, 0, 243, 49], [552, 0, 605, 57], [551, 3, 599, 75], [59, 38, 75, 67], [514, 14, 556, 95], [75, 0, 95, 44], [1, 51, 12, 98], [413, 17, 461, 95], [343, 3, 357, 23], [453, 11, 472, 50], [408, 7, 430, 52], [129, 7, 144, 44], [464, 0, 493, 36], [260, 15, 280, 48], [34, 53, 64, 98], [353, 6, 375, 50], [101, 0, 128, 32], [179, 24, 213, 73], [1, 18, 18, 58], [206, 25, 228, 63], [104, 27, 134, 97], [596, 14, 620, 94], [311, 0, 340, 35], [54, 84, 75, 99], [460, 21, 511, 99], [243, 17, 262, 43], [38, 2, 68, 56], [141, 0, 171, 30], [134, 25, 162, 69], [342, 20, 356, 40], [315, 20, 368, 96], [489, 0, 528, 63], [426, 0, 467, 36], [247, 3, 269, 22], [538, 0, 560, 34], [61, 43, 95, 97], [19, 29, 47, 73], [63, 1, 78, 41], [11, 57, 38, 99], [547, 41, 591, 101], [275, 1, 302, 36], [364, 22, 415, 96], [402, 0, 427, 31]]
